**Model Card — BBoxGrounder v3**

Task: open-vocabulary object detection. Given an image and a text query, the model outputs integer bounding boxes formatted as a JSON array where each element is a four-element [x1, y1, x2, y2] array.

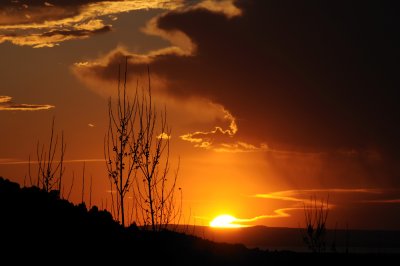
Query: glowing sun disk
[[209, 214, 243, 228]]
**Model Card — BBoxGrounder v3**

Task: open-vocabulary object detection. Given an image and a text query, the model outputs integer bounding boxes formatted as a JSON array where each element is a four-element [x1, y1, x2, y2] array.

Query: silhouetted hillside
[[0, 177, 397, 264], [172, 224, 400, 253]]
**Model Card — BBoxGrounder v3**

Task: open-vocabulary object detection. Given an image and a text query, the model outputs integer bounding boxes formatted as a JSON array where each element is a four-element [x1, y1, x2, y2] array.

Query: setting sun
[[210, 215, 245, 228], [0, 2, 399, 263]]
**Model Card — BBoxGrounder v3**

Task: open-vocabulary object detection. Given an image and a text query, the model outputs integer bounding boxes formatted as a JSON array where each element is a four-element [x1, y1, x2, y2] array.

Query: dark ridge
[[0, 177, 397, 264], [170, 224, 400, 252]]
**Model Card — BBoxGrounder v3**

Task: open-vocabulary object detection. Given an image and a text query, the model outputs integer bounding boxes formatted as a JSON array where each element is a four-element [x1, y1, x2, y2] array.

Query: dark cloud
[[0, 0, 113, 9], [42, 25, 111, 37], [156, 0, 399, 153], [0, 0, 181, 47], [0, 0, 108, 7], [0, 0, 179, 26], [0, 24, 111, 47], [74, 1, 399, 157], [0, 0, 110, 25]]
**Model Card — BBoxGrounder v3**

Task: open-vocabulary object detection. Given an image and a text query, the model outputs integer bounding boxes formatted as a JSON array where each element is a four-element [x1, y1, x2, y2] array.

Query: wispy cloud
[[360, 199, 400, 204], [0, 0, 184, 47], [0, 1, 183, 30], [0, 96, 12, 103], [253, 188, 383, 206], [1, 24, 111, 48], [0, 104, 55, 111], [240, 188, 398, 224], [0, 158, 15, 163], [0, 158, 105, 165], [0, 95, 54, 111], [237, 208, 301, 222], [254, 188, 382, 201], [254, 192, 305, 203], [250, 187, 400, 224], [0, 0, 241, 48]]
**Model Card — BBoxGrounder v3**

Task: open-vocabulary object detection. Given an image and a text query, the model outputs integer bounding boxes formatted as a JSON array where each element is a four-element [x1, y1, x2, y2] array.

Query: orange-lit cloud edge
[[0, 95, 54, 111]]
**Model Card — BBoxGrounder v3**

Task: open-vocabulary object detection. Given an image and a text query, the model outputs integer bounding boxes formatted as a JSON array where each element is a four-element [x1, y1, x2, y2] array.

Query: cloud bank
[[72, 0, 399, 156], [0, 0, 184, 47]]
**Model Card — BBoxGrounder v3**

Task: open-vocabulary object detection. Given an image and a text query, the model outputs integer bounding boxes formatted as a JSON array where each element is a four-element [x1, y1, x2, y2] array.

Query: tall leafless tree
[[104, 59, 138, 227], [133, 69, 181, 231], [105, 60, 181, 229]]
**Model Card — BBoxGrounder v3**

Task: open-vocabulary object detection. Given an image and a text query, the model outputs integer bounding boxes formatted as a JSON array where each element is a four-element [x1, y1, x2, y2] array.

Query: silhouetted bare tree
[[104, 59, 139, 227], [29, 117, 66, 194], [302, 196, 329, 253], [105, 60, 181, 229], [133, 69, 181, 231]]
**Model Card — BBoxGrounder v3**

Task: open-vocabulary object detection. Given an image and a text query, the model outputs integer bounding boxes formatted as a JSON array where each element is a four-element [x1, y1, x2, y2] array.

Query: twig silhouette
[[302, 195, 329, 253]]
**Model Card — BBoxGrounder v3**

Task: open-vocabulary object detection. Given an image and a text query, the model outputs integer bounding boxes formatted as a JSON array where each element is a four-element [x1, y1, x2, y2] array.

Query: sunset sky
[[1, 0, 399, 230]]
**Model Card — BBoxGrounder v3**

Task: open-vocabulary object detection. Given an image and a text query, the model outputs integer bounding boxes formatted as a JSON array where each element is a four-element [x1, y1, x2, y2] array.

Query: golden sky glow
[[1, 0, 400, 230]]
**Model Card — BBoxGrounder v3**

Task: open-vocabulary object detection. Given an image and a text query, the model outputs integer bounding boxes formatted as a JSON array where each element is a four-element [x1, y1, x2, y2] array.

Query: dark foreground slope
[[0, 177, 397, 265], [172, 224, 400, 253]]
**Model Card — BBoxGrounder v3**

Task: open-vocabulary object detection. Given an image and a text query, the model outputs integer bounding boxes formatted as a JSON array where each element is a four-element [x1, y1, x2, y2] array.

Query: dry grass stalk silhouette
[[81, 161, 85, 204], [29, 117, 66, 194], [303, 196, 329, 253]]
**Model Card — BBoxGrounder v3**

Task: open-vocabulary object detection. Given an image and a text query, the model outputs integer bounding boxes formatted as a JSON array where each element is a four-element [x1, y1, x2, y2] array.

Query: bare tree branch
[[31, 117, 66, 195]]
